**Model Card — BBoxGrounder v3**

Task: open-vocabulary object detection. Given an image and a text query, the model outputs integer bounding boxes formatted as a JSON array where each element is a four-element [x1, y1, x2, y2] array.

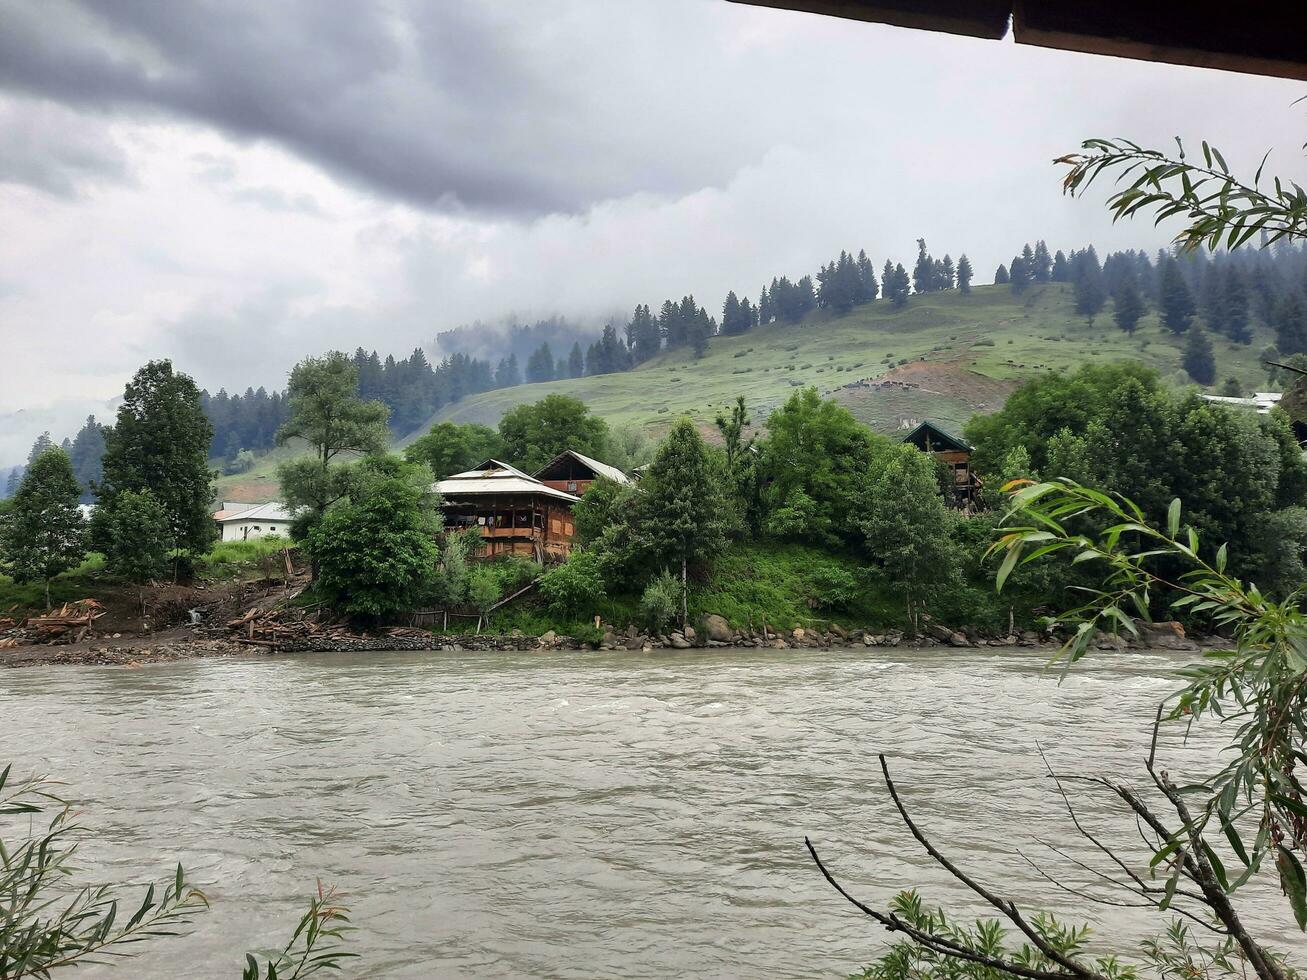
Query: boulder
[[683, 625, 696, 642], [829, 623, 848, 639], [669, 632, 691, 649], [703, 614, 733, 643], [1140, 620, 1186, 639], [538, 630, 557, 647]]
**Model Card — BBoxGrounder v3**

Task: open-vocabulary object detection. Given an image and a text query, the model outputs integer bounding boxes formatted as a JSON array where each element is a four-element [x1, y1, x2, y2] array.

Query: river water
[[0, 647, 1297, 978]]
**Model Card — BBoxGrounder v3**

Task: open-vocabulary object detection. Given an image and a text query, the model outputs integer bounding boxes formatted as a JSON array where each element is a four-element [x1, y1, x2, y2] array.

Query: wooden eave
[[728, 1, 1307, 81]]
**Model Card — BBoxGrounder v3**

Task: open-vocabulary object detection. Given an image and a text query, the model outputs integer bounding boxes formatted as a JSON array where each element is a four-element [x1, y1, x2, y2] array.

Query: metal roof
[[436, 461, 581, 503], [214, 501, 296, 523], [535, 449, 631, 485]]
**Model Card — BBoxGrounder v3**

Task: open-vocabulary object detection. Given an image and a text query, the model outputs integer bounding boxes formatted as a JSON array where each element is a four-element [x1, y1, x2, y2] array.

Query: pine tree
[[1273, 292, 1307, 356], [1220, 267, 1252, 344], [994, 263, 1010, 285], [1160, 259, 1197, 334], [882, 260, 896, 299], [956, 254, 974, 294], [567, 342, 585, 378], [1009, 255, 1031, 294], [912, 239, 934, 294], [1072, 247, 1107, 325], [525, 342, 555, 383], [636, 418, 730, 626], [758, 285, 772, 325], [1113, 275, 1146, 335], [68, 415, 106, 502], [1182, 327, 1216, 385], [1051, 250, 1069, 282], [892, 263, 910, 307], [940, 255, 955, 290], [1032, 240, 1052, 282], [856, 250, 878, 303], [99, 360, 215, 559], [0, 447, 86, 607], [495, 354, 521, 387], [628, 304, 661, 362], [27, 432, 53, 465], [721, 290, 744, 334], [5, 468, 22, 497]]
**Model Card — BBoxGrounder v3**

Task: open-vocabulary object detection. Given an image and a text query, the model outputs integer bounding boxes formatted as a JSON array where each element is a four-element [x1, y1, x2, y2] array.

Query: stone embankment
[[2, 616, 1202, 667]]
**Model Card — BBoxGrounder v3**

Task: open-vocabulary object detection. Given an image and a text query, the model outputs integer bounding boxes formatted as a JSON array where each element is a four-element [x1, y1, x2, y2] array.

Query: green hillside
[[427, 283, 1273, 438], [217, 282, 1275, 503]]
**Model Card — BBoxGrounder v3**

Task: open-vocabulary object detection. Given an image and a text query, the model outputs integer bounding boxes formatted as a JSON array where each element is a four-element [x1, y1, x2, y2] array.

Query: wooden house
[[534, 449, 632, 496], [435, 459, 581, 563], [901, 421, 983, 509]]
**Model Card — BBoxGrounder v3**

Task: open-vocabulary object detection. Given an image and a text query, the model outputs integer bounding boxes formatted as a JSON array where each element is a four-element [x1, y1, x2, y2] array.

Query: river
[[0, 647, 1296, 978]]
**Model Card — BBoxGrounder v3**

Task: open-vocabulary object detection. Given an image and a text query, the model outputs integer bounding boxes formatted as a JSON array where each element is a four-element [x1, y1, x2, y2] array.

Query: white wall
[[220, 520, 293, 542]]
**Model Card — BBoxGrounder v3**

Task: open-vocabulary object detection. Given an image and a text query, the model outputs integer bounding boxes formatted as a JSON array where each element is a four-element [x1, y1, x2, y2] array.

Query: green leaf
[[1167, 498, 1180, 537], [995, 544, 1022, 593], [1215, 543, 1228, 573], [1275, 846, 1307, 929]]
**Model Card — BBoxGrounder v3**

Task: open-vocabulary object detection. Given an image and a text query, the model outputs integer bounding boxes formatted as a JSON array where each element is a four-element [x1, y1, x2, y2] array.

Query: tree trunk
[[681, 557, 688, 629]]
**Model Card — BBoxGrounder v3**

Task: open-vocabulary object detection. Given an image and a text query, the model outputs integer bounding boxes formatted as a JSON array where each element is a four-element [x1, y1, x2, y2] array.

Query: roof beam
[[727, 1, 1307, 81]]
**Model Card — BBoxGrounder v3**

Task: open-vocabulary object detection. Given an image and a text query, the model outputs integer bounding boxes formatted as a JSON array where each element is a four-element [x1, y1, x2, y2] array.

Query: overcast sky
[[1, 0, 1304, 464]]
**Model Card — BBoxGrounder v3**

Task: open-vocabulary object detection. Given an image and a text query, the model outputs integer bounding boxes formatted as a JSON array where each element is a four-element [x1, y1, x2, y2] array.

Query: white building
[[213, 501, 296, 542]]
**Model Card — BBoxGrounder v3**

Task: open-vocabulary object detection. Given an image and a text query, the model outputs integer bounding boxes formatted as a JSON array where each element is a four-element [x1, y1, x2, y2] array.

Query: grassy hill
[[217, 282, 1275, 502], [427, 283, 1273, 438]]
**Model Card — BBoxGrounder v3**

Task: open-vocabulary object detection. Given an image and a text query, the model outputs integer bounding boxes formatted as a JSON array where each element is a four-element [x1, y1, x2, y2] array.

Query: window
[[567, 480, 578, 492]]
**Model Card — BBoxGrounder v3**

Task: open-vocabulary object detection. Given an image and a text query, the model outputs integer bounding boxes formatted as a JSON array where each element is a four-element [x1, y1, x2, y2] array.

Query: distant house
[[214, 501, 296, 541], [435, 459, 583, 563], [901, 421, 982, 510], [533, 449, 631, 496]]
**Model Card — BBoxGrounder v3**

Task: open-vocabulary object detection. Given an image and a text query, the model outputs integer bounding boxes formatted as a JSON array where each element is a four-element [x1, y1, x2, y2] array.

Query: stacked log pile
[[0, 599, 106, 647]]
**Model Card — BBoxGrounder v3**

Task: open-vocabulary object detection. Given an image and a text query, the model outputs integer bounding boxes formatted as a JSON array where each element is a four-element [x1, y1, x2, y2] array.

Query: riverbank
[[0, 617, 1203, 668]]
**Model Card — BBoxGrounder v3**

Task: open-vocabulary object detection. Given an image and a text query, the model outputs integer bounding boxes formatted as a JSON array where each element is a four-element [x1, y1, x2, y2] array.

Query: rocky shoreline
[[1, 616, 1205, 667]]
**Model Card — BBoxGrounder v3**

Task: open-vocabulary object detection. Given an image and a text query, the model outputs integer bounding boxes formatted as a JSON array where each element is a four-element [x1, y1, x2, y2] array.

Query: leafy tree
[[640, 570, 680, 633], [1112, 274, 1146, 334], [1220, 376, 1243, 397], [405, 422, 503, 480], [714, 395, 752, 471], [759, 388, 880, 547], [993, 263, 1009, 285], [497, 394, 609, 472], [538, 548, 606, 620], [0, 448, 85, 607], [275, 353, 390, 566], [573, 477, 635, 546], [636, 418, 731, 625], [1182, 326, 1217, 385], [955, 253, 973, 294], [99, 360, 215, 560], [859, 445, 957, 631], [1159, 258, 1197, 333], [305, 456, 440, 622], [91, 488, 171, 584], [525, 343, 556, 383]]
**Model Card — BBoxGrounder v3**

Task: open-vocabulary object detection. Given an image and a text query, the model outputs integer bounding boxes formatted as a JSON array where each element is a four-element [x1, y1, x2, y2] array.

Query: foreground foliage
[[1, 764, 355, 979], [816, 480, 1304, 980]]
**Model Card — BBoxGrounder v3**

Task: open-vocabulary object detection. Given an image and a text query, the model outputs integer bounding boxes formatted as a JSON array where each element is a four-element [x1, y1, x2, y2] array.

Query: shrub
[[92, 488, 171, 584], [640, 570, 680, 633]]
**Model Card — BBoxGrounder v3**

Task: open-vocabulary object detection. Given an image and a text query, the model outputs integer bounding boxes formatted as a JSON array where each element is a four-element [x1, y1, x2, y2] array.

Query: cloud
[[0, 0, 785, 215], [1, 0, 1305, 465], [0, 97, 130, 197]]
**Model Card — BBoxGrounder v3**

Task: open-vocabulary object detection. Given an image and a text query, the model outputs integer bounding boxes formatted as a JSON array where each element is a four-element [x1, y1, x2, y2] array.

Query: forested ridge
[[7, 237, 1307, 500]]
